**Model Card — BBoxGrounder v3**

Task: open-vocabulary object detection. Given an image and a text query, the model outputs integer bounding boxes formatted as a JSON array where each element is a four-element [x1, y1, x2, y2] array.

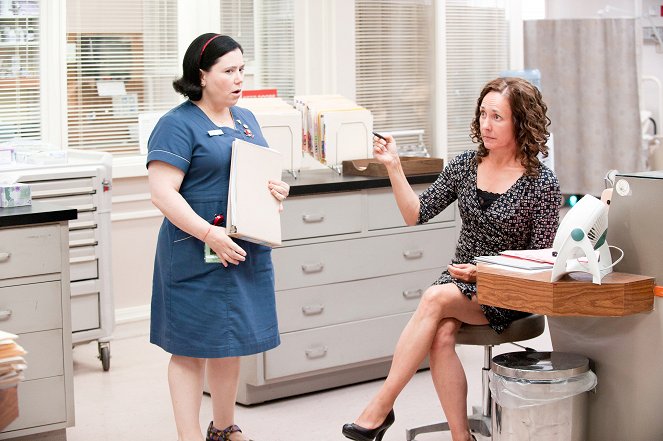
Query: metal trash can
[[489, 351, 597, 441]]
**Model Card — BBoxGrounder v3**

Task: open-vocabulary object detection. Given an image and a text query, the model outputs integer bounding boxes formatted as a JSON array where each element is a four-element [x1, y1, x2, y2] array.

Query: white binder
[[226, 138, 283, 247]]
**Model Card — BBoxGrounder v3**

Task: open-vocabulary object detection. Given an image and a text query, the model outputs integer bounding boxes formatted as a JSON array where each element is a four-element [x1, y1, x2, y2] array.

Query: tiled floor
[[65, 321, 549, 441]]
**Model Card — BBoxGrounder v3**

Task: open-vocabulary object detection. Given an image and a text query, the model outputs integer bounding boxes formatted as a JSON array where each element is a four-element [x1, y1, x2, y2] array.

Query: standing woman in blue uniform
[[147, 34, 289, 441]]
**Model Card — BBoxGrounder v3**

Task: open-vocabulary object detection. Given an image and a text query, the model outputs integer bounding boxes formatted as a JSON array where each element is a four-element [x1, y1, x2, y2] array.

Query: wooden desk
[[477, 263, 655, 316], [0, 387, 18, 431]]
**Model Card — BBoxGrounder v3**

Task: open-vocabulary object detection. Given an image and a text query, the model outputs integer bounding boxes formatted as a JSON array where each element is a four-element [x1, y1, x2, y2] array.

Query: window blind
[[355, 0, 433, 149], [256, 0, 295, 102], [66, 0, 179, 155], [445, 0, 509, 159], [0, 0, 40, 141], [219, 0, 255, 62]]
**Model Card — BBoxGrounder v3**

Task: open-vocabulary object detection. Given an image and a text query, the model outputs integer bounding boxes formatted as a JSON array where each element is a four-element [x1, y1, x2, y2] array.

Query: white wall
[[293, 0, 356, 98]]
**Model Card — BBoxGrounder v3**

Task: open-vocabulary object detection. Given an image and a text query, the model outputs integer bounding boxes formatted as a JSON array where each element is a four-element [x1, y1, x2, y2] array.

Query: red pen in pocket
[[212, 214, 224, 226]]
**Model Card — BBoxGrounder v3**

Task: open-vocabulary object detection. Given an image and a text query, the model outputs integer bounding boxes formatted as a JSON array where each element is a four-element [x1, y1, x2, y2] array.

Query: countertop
[[0, 202, 78, 228], [283, 168, 439, 196], [477, 263, 655, 316]]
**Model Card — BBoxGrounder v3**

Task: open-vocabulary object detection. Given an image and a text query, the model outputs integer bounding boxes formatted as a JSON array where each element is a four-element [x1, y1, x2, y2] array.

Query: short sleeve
[[146, 112, 193, 173]]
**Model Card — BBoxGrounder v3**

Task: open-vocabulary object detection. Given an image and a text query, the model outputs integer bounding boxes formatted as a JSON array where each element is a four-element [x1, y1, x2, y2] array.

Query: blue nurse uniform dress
[[146, 101, 280, 358]]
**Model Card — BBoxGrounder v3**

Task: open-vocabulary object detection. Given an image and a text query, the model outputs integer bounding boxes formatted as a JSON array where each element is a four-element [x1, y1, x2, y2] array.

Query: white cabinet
[[0, 205, 76, 440], [236, 180, 456, 404]]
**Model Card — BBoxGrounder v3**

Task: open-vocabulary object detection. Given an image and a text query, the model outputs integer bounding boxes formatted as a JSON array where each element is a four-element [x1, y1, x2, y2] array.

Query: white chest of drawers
[[0, 204, 76, 440], [236, 171, 456, 404]]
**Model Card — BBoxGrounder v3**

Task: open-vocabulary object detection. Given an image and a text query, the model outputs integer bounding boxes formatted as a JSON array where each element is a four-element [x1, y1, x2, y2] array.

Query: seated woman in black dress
[[342, 77, 561, 441]]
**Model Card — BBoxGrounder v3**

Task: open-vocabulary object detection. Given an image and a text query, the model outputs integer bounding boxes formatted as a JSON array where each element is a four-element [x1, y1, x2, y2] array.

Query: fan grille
[[587, 211, 609, 248]]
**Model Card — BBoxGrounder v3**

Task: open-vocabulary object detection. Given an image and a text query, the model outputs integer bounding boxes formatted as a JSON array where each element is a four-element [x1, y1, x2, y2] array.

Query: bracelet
[[202, 224, 213, 242]]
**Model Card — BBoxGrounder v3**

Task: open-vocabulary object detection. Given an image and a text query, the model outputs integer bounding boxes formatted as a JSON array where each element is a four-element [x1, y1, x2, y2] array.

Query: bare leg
[[169, 355, 206, 441], [207, 357, 247, 441], [429, 317, 473, 441], [353, 283, 487, 429]]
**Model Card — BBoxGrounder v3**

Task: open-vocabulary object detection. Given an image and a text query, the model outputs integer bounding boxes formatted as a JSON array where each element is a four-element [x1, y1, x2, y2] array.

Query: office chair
[[405, 314, 545, 441]]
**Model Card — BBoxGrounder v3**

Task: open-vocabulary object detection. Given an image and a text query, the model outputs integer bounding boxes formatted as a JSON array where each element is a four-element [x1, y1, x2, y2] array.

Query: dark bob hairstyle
[[470, 77, 551, 177], [172, 33, 243, 101]]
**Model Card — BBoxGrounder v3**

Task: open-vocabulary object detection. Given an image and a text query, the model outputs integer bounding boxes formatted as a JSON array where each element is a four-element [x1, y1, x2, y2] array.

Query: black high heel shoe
[[342, 409, 395, 441]]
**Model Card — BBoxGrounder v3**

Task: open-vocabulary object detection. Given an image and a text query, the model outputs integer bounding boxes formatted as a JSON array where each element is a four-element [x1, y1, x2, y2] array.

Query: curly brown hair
[[470, 77, 551, 177]]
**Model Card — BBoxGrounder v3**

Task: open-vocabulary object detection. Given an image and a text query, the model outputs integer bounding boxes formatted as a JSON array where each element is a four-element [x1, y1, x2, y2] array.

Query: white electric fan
[[551, 194, 615, 284]]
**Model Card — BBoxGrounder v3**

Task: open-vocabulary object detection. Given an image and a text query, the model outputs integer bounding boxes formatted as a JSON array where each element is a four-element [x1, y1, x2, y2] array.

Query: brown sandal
[[206, 421, 253, 441]]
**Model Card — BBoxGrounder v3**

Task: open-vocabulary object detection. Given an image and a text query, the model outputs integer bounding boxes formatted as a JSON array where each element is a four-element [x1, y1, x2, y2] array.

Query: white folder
[[226, 139, 283, 247]]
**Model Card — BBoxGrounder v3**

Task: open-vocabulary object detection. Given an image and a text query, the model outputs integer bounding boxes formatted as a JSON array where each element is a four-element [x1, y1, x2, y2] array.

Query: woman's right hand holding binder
[[206, 226, 247, 267]]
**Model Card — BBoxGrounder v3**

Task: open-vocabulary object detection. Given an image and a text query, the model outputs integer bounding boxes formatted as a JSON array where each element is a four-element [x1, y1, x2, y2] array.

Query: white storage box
[[0, 183, 31, 207]]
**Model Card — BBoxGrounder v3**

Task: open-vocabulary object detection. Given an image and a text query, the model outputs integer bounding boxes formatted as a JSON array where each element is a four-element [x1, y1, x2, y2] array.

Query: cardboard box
[[0, 386, 18, 431]]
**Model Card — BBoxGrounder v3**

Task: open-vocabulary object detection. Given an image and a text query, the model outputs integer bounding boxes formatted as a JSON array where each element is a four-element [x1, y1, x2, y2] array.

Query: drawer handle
[[0, 309, 12, 320], [403, 249, 424, 259], [402, 289, 423, 299], [0, 252, 10, 263], [302, 304, 325, 316], [302, 214, 325, 223], [301, 263, 324, 274], [305, 345, 328, 359]]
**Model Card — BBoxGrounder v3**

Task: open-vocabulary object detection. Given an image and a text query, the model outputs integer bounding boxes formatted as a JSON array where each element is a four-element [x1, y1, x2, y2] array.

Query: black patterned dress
[[418, 150, 561, 333]]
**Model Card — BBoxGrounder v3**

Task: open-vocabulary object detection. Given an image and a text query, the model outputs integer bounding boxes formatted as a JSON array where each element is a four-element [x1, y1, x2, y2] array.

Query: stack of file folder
[[294, 95, 373, 170]]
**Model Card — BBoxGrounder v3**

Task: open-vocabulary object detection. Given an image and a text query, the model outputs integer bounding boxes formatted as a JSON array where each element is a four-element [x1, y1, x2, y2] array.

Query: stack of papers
[[294, 94, 373, 169], [0, 331, 27, 390], [476, 248, 557, 270], [499, 248, 557, 264]]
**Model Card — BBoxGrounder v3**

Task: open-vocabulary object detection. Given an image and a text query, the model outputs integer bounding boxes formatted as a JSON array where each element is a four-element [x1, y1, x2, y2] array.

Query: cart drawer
[[69, 246, 98, 282], [34, 193, 96, 213], [71, 293, 100, 332], [0, 281, 62, 334], [0, 224, 61, 280], [28, 177, 95, 198]]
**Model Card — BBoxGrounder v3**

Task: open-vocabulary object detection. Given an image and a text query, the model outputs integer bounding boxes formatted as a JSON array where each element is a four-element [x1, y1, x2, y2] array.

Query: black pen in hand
[[372, 131, 387, 141]]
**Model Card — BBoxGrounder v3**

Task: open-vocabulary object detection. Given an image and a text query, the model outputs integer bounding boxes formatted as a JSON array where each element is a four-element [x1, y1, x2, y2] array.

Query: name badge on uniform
[[208, 129, 224, 136]]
